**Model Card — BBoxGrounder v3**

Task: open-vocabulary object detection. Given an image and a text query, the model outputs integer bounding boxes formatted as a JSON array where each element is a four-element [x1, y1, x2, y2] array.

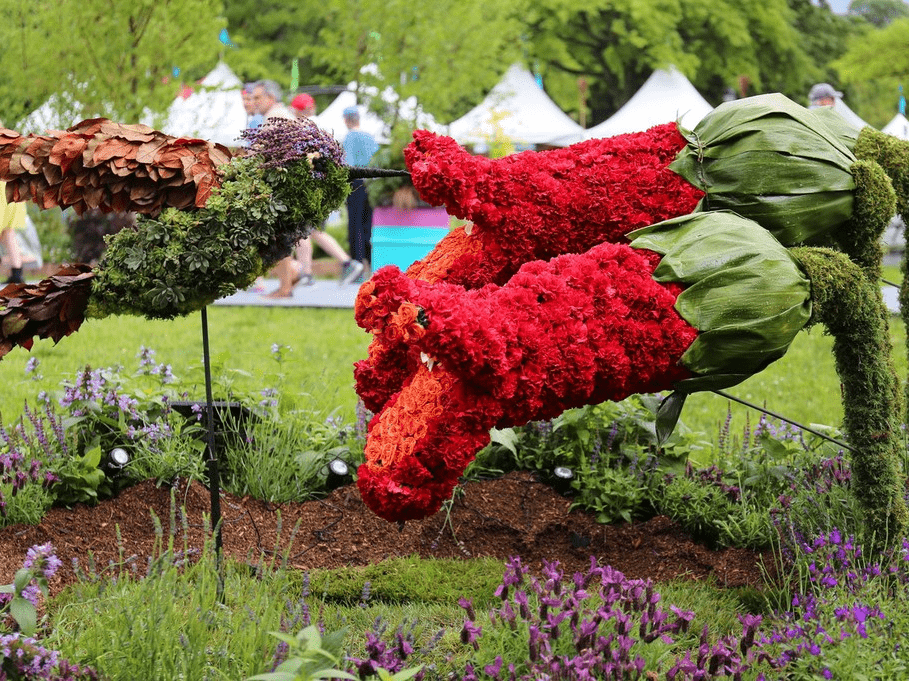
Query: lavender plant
[[0, 409, 58, 526], [0, 634, 98, 681], [454, 555, 773, 680], [0, 543, 98, 680], [242, 119, 346, 176], [750, 529, 909, 679]]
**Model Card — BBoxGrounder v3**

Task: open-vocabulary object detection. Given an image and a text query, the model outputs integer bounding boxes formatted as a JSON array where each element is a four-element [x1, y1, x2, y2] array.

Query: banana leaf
[[629, 211, 812, 392], [670, 93, 857, 245]]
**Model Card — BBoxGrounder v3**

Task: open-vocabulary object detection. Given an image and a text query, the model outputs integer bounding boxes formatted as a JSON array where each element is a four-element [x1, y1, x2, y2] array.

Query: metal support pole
[[200, 307, 224, 595]]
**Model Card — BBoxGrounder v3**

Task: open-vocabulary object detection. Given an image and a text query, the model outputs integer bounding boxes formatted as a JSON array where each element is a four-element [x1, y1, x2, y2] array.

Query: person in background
[[808, 83, 842, 108], [342, 106, 378, 283], [1, 181, 26, 284], [253, 80, 296, 121], [262, 94, 364, 296], [290, 93, 317, 119], [242, 82, 264, 130], [249, 80, 297, 294]]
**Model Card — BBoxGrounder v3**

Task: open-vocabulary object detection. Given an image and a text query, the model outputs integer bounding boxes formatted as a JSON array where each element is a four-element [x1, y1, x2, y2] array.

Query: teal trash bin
[[371, 206, 450, 272]]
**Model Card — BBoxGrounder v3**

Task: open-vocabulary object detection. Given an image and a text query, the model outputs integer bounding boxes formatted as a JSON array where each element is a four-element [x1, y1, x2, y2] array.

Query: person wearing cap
[[808, 83, 842, 108], [342, 106, 379, 282], [263, 95, 366, 295], [252, 80, 296, 121], [290, 93, 317, 119]]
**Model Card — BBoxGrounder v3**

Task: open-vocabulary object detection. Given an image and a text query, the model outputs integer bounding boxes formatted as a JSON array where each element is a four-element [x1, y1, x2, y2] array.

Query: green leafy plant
[[47, 443, 107, 506], [247, 625, 355, 681], [569, 462, 648, 524]]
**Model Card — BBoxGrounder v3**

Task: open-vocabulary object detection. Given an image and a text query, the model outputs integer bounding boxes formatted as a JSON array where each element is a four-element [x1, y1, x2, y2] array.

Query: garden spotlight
[[107, 447, 130, 470], [101, 447, 131, 481], [550, 466, 574, 495], [325, 458, 352, 491]]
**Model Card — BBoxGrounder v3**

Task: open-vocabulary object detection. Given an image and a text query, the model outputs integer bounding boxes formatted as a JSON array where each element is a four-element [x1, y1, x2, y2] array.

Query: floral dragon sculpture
[[0, 95, 907, 539]]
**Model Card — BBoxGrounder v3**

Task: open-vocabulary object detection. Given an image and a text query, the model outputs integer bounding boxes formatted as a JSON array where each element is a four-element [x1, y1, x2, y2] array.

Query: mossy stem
[[793, 246, 907, 547]]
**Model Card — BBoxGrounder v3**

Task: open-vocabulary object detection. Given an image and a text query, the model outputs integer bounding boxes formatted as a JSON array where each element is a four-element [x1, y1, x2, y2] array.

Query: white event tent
[[161, 62, 247, 147], [829, 98, 869, 132], [312, 80, 442, 145], [16, 62, 247, 146], [17, 94, 89, 133], [447, 64, 584, 147], [310, 89, 389, 144], [883, 113, 909, 140], [585, 67, 713, 139]]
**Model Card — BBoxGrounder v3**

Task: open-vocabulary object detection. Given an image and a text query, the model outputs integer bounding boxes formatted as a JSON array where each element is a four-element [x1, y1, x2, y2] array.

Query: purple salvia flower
[[242, 118, 346, 177]]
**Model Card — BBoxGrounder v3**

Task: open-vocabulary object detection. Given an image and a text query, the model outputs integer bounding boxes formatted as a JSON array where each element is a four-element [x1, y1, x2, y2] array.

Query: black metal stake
[[200, 307, 224, 594]]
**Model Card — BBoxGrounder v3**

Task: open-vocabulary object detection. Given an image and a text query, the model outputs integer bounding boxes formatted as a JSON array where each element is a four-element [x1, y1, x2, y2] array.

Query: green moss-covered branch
[[833, 159, 895, 282], [87, 155, 350, 320], [853, 126, 909, 415], [793, 246, 907, 545]]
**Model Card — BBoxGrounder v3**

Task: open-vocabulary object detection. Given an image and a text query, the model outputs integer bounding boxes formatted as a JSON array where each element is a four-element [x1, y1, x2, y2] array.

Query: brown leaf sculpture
[[0, 264, 96, 358], [0, 119, 232, 217]]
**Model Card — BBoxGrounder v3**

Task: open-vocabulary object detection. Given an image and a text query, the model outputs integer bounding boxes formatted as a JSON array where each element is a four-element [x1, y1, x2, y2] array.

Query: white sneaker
[[340, 260, 365, 286]]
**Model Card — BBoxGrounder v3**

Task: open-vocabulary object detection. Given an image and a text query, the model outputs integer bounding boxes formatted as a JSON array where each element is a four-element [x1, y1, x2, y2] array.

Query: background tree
[[833, 17, 909, 126], [300, 0, 525, 122], [848, 0, 909, 27], [0, 0, 226, 130], [523, 0, 816, 127], [787, 0, 863, 98], [221, 0, 329, 95]]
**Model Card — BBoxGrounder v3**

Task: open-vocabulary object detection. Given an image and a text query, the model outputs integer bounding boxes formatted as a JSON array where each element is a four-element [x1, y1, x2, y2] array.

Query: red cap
[[291, 93, 316, 111]]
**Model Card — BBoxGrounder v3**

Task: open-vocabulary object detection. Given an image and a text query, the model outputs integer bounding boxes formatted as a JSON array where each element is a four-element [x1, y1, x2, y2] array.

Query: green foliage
[[834, 18, 909, 120], [0, 0, 225, 128], [307, 555, 505, 609], [87, 157, 349, 320], [246, 625, 356, 681], [470, 396, 711, 524], [848, 0, 909, 27], [525, 0, 814, 124], [222, 1, 329, 90], [48, 444, 107, 506], [0, 567, 45, 636], [793, 246, 908, 546], [47, 540, 302, 679], [221, 407, 360, 503], [304, 0, 524, 121]]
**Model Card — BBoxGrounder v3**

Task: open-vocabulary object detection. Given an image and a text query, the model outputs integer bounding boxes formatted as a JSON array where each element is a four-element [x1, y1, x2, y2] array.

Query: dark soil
[[0, 471, 772, 596]]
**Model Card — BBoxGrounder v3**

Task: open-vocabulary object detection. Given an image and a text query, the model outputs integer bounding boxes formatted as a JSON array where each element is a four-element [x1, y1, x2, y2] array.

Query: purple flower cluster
[[348, 618, 436, 680], [267, 574, 319, 672], [0, 417, 57, 519], [687, 463, 741, 502], [454, 556, 767, 680], [753, 414, 807, 449], [0, 634, 97, 680], [24, 357, 42, 381], [747, 528, 908, 677], [666, 615, 763, 679], [241, 118, 346, 177], [58, 365, 173, 445], [1, 544, 95, 680], [771, 453, 854, 565], [13, 543, 63, 608]]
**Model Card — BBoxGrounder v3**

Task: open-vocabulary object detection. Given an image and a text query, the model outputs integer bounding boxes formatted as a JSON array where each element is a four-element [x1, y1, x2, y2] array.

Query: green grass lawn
[[3, 301, 907, 450], [0, 306, 372, 427]]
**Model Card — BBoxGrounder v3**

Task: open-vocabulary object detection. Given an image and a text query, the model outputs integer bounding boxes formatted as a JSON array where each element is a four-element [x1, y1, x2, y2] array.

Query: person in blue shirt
[[342, 106, 379, 280]]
